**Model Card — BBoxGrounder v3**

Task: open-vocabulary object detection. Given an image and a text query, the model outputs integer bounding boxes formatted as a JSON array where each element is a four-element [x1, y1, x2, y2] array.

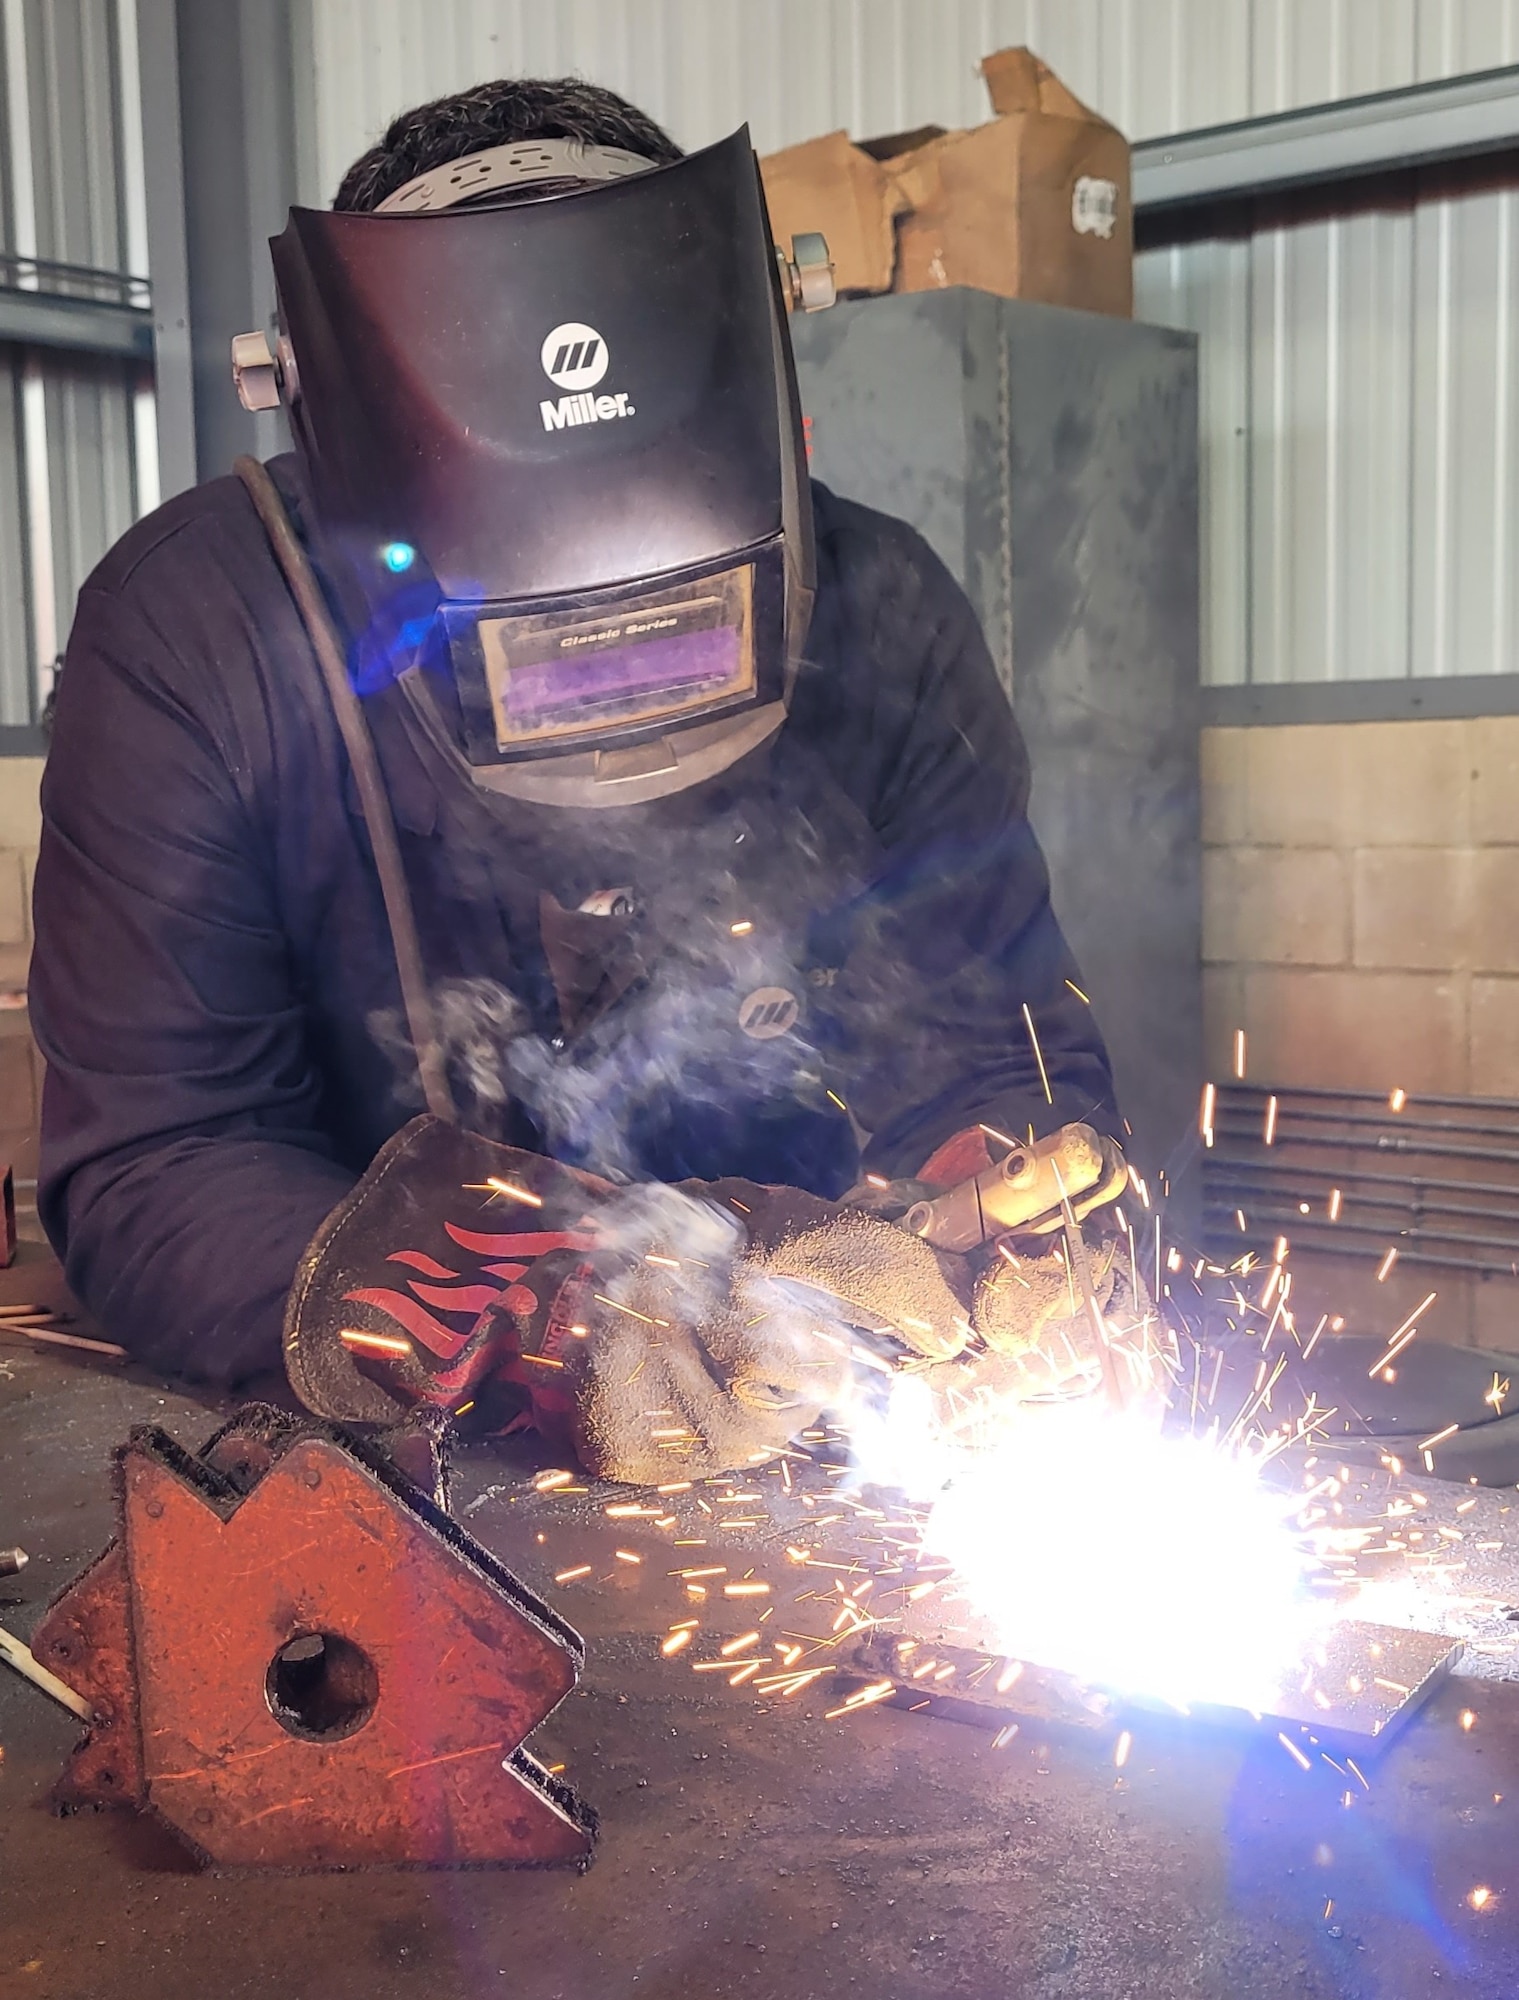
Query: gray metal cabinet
[[791, 291, 1202, 1205]]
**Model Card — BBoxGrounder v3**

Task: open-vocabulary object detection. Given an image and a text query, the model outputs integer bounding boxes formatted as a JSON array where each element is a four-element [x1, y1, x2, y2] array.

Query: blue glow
[[381, 540, 416, 574]]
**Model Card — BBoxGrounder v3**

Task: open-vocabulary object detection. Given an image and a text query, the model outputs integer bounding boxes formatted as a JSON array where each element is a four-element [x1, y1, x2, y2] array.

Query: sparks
[[824, 1679, 895, 1721], [1278, 1732, 1313, 1772], [1022, 1003, 1053, 1105], [485, 1176, 543, 1208], [338, 1327, 413, 1357], [1417, 1422, 1459, 1453], [593, 1293, 662, 1326], [1199, 1081, 1216, 1148]]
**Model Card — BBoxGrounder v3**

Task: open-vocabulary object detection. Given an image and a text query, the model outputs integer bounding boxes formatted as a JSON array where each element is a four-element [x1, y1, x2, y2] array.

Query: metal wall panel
[[307, 0, 1519, 200], [0, 0, 152, 725], [1138, 170, 1519, 683], [20, 0, 128, 274], [0, 351, 31, 724], [44, 357, 140, 664]]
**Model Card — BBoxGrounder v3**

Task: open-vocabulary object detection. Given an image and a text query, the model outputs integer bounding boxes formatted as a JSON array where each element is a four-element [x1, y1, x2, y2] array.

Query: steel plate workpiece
[[856, 1618, 1460, 1757]]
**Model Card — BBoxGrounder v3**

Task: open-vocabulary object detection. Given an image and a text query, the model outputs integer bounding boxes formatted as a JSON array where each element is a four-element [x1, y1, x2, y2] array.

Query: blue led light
[[381, 540, 416, 574]]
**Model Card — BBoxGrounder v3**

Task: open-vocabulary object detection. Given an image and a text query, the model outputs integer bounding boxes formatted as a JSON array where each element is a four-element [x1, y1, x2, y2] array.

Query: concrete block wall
[[1201, 718, 1519, 1099], [1201, 716, 1519, 1351], [0, 760, 46, 1180]]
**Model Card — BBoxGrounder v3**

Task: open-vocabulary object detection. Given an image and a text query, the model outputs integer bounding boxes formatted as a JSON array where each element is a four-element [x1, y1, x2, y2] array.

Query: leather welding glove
[[710, 1179, 971, 1361], [972, 1229, 1122, 1356], [468, 1215, 867, 1485], [284, 1117, 972, 1480], [951, 1220, 1162, 1406]]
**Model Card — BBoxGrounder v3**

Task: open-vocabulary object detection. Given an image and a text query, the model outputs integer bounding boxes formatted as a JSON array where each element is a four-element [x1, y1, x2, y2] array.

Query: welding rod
[[0, 1324, 127, 1358], [0, 1623, 93, 1720], [1062, 1213, 1129, 1415]]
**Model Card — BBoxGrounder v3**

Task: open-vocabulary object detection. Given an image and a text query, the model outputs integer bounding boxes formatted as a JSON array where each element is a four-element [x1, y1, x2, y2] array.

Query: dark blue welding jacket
[[31, 464, 1117, 1385]]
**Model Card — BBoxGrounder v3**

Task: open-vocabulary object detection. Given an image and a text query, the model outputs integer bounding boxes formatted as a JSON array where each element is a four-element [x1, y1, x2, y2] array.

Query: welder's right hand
[[946, 1221, 1164, 1409]]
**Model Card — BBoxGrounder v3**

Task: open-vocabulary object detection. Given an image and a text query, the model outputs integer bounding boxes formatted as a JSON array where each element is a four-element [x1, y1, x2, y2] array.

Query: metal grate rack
[[1203, 1083, 1519, 1279]]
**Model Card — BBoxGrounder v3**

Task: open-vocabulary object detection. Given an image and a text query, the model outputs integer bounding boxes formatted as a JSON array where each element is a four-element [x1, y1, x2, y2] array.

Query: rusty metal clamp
[[32, 1405, 594, 1870]]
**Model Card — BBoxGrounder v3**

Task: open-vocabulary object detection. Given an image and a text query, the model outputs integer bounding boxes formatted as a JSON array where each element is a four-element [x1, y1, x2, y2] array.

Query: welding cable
[[234, 456, 456, 1123]]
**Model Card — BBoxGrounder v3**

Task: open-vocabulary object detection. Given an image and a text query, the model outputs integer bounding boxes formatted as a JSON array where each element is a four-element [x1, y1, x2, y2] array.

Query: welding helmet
[[235, 129, 834, 807]]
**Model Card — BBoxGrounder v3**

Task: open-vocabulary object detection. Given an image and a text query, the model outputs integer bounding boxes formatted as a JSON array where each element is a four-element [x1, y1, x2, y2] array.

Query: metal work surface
[[5, 1344, 1519, 2000]]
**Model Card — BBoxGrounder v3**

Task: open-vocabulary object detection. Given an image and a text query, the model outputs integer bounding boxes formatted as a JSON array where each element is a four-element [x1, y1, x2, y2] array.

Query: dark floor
[[2, 1337, 1519, 2000]]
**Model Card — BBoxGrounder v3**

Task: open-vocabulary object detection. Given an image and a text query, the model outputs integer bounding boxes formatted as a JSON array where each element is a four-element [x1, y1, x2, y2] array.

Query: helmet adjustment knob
[[231, 330, 282, 412], [781, 232, 837, 314]]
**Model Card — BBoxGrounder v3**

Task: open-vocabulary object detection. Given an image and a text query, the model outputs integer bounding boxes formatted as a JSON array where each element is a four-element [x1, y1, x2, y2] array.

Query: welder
[[30, 78, 1136, 1482]]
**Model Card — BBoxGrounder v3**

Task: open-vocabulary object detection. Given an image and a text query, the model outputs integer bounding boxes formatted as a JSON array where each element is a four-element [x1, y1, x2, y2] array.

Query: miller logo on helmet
[[538, 321, 635, 433], [541, 322, 609, 390]]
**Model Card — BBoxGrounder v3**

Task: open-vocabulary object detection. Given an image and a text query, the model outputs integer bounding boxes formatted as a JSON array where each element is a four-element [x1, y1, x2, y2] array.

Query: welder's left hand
[[710, 1179, 972, 1362], [283, 1119, 970, 1480]]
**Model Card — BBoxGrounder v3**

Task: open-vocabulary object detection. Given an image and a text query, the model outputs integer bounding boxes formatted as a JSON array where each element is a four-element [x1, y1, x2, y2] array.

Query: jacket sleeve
[[31, 576, 356, 1385], [803, 503, 1121, 1177]]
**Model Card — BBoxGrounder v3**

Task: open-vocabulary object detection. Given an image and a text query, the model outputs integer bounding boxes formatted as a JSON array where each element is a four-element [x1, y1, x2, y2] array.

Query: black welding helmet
[[249, 128, 831, 807]]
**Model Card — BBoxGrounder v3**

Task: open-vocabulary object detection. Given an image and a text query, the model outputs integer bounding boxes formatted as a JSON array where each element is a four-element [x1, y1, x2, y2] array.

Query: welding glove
[[925, 1224, 1166, 1444], [284, 1117, 974, 1482]]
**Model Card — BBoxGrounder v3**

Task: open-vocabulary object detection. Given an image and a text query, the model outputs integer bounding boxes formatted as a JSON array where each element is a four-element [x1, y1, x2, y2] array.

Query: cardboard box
[[760, 47, 1132, 318]]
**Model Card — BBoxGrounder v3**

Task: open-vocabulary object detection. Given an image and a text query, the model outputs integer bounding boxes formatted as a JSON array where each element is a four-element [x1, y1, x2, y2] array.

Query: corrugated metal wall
[[307, 0, 1519, 186], [309, 0, 1519, 688], [0, 0, 151, 726], [1135, 156, 1519, 685]]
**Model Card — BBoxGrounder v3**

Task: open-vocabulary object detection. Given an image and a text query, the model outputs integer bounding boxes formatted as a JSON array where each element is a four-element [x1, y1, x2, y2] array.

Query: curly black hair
[[334, 76, 683, 211]]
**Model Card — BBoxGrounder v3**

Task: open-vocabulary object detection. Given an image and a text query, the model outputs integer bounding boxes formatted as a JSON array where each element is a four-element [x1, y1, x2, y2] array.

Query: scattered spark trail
[[509, 1197, 1497, 1792]]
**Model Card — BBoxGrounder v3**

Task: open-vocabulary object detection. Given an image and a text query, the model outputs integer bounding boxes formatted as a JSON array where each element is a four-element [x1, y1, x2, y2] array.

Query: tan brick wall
[[1201, 717, 1519, 1099], [0, 760, 45, 1177], [1202, 716, 1519, 1351]]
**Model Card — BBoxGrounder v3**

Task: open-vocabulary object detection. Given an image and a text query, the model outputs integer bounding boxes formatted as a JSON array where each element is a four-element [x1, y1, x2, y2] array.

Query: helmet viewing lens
[[478, 562, 755, 752]]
